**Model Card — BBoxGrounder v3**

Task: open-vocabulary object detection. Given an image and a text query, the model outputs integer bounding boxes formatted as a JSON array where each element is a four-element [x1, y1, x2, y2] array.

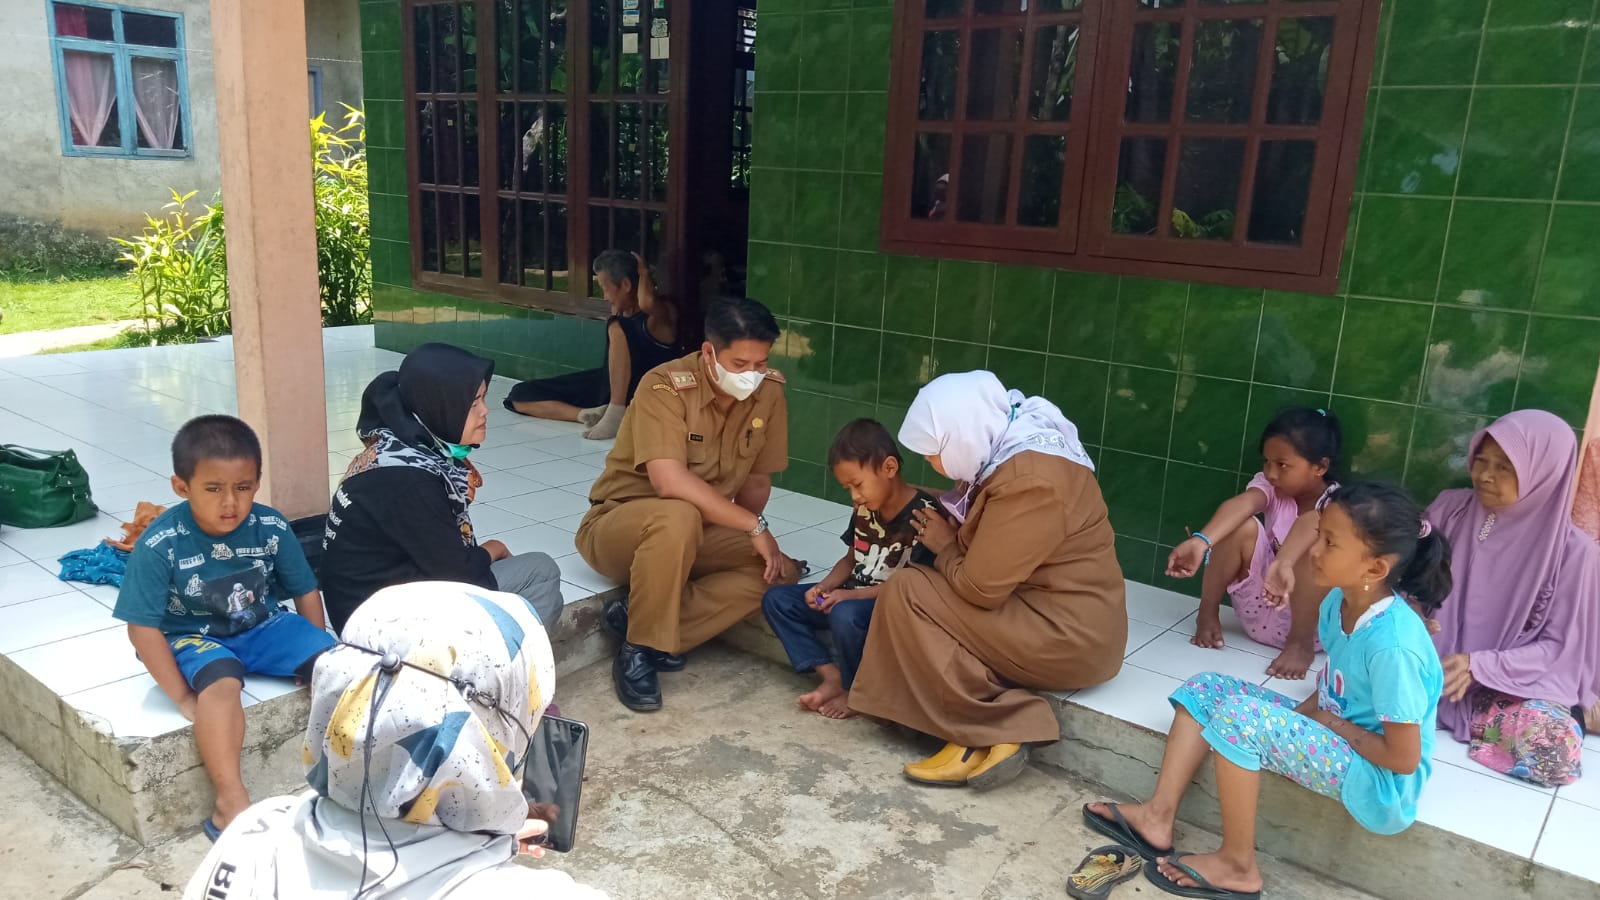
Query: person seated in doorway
[[761, 418, 940, 719], [504, 250, 682, 441], [575, 296, 801, 713], [320, 342, 563, 637], [113, 415, 336, 839]]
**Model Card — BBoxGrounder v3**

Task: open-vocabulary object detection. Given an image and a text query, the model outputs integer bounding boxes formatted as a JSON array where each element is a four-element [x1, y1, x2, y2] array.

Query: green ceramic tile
[[1100, 450, 1167, 542], [1361, 89, 1470, 197], [1459, 88, 1573, 200], [1586, 20, 1600, 83], [375, 239, 412, 287], [884, 255, 937, 336], [1535, 204, 1600, 315], [1169, 375, 1251, 471], [798, 12, 851, 93], [774, 459, 827, 496], [934, 259, 996, 342], [1103, 365, 1177, 457], [989, 266, 1055, 351], [1333, 298, 1431, 403], [1477, 0, 1590, 85], [988, 349, 1048, 396], [1044, 356, 1109, 445], [1405, 407, 1488, 499], [367, 147, 400, 197], [748, 169, 796, 243], [838, 173, 884, 251], [1246, 385, 1330, 455], [1558, 89, 1600, 201], [1349, 196, 1451, 300], [835, 250, 886, 328], [842, 92, 889, 173], [746, 242, 794, 317], [367, 99, 404, 151], [758, 15, 801, 93], [878, 333, 935, 405], [1180, 284, 1262, 380], [362, 51, 403, 102], [792, 172, 843, 248], [1159, 463, 1242, 550], [794, 93, 849, 171], [1518, 315, 1600, 424], [1331, 396, 1415, 481], [360, 7, 400, 57], [752, 93, 799, 170], [1050, 272, 1120, 359], [1255, 291, 1342, 391], [829, 326, 883, 402], [789, 247, 838, 321], [1382, 0, 1488, 87], [848, 10, 893, 92], [1337, 194, 1361, 296], [773, 319, 833, 393], [787, 391, 835, 464], [1112, 279, 1186, 370], [1438, 200, 1548, 309], [1422, 307, 1528, 414], [931, 339, 988, 378], [1114, 535, 1158, 584], [806, 0, 852, 12]]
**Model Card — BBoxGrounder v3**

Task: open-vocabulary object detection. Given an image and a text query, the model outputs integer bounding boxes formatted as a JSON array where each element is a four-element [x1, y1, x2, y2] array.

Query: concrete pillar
[[210, 0, 329, 518]]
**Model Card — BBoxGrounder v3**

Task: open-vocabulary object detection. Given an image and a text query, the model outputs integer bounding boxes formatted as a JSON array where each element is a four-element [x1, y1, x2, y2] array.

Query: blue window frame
[[47, 0, 192, 158]]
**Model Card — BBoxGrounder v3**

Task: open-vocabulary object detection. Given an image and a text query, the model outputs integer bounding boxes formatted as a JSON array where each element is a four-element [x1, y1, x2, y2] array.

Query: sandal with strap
[[1081, 803, 1174, 860], [1065, 845, 1143, 899], [1142, 851, 1262, 900]]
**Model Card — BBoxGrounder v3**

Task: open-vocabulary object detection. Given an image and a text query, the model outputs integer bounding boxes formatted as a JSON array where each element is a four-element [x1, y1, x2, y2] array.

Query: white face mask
[[712, 357, 765, 401]]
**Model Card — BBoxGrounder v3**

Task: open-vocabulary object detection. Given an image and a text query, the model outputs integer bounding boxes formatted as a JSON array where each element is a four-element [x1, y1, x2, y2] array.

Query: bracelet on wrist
[[1191, 531, 1214, 565]]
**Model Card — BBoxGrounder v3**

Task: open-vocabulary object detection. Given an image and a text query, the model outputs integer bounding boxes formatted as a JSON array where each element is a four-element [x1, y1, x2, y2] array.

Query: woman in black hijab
[[319, 343, 564, 634]]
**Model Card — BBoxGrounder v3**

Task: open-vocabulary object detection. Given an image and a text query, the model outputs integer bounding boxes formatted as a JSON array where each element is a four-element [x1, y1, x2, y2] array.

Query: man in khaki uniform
[[576, 297, 798, 711]]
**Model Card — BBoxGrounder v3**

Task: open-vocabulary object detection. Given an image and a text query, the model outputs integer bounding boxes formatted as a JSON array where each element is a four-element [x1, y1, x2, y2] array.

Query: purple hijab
[[1426, 409, 1600, 740]]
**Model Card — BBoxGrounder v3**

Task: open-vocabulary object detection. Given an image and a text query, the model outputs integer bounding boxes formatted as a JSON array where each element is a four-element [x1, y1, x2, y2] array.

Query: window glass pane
[[61, 50, 120, 147], [417, 101, 436, 183], [619, 0, 643, 93], [974, 0, 1023, 14], [588, 206, 611, 296], [591, 0, 613, 93], [514, 101, 546, 192], [1018, 134, 1066, 227], [1199, 0, 1262, 4], [648, 1, 669, 94], [520, 198, 548, 288], [548, 102, 568, 191], [132, 57, 183, 150], [644, 209, 665, 270], [413, 5, 434, 93], [966, 29, 1023, 121], [460, 2, 478, 91], [123, 12, 179, 47], [648, 102, 668, 202], [550, 0, 570, 92], [911, 132, 952, 219], [462, 101, 480, 187], [1185, 17, 1262, 123], [615, 207, 643, 257], [1267, 17, 1332, 125], [925, 0, 962, 19], [918, 31, 960, 121], [1027, 24, 1079, 122], [1248, 139, 1315, 243], [420, 192, 441, 271], [1172, 138, 1243, 239], [436, 4, 460, 92], [617, 102, 643, 200], [1038, 0, 1083, 9], [956, 133, 1012, 224], [1112, 137, 1166, 235], [514, 0, 544, 93], [1126, 22, 1179, 123], [1139, 0, 1184, 7], [590, 103, 612, 197], [464, 194, 482, 277], [499, 198, 518, 283], [549, 202, 570, 291], [496, 0, 516, 93], [54, 4, 113, 41], [437, 100, 462, 184], [442, 194, 464, 275], [498, 101, 517, 190]]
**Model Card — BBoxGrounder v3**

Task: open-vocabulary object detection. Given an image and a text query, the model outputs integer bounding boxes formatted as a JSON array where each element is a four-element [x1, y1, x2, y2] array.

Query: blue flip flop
[[1081, 803, 1174, 860], [202, 818, 222, 842], [1142, 851, 1262, 900]]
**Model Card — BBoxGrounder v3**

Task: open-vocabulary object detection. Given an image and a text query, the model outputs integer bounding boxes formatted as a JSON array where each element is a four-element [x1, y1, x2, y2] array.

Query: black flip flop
[[1080, 803, 1174, 860], [1142, 851, 1262, 900], [1065, 845, 1144, 899]]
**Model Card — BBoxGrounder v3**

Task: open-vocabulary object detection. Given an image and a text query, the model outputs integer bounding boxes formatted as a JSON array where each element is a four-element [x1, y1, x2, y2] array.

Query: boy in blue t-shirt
[[114, 415, 334, 839]]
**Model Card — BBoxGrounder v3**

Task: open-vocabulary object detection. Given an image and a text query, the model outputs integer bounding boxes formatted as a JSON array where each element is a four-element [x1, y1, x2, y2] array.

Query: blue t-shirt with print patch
[[113, 502, 318, 638], [1315, 589, 1444, 834]]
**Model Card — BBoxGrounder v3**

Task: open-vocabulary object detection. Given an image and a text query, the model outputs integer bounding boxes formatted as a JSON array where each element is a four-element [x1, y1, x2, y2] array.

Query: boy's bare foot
[[1085, 801, 1175, 854], [818, 691, 856, 719], [1154, 851, 1263, 895], [1266, 640, 1315, 680], [798, 679, 847, 715], [1191, 609, 1225, 649]]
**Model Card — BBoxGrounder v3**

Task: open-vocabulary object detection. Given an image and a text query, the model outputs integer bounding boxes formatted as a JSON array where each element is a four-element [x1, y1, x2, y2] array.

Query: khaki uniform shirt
[[588, 351, 789, 504]]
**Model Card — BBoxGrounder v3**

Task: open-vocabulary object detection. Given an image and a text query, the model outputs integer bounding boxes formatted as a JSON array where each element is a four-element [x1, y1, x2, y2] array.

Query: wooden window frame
[[401, 0, 692, 321], [880, 0, 1382, 294]]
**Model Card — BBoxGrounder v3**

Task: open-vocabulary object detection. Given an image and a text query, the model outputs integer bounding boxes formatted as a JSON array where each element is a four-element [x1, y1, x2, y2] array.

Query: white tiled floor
[[0, 328, 1592, 884]]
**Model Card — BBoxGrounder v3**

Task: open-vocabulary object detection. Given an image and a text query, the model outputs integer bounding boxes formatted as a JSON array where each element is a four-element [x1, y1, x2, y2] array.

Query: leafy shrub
[[0, 216, 122, 280], [313, 106, 371, 327]]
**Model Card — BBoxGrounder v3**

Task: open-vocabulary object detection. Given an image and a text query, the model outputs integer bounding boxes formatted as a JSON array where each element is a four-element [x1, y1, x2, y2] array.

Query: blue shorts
[[168, 613, 335, 693]]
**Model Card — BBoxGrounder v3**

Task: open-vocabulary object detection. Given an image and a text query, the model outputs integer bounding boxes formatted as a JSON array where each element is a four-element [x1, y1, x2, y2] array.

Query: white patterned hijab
[[303, 581, 556, 835], [899, 370, 1094, 485]]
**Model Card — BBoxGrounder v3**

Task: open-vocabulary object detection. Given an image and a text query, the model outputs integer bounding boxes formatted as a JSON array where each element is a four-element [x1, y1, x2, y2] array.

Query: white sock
[[576, 404, 607, 427], [583, 404, 626, 440]]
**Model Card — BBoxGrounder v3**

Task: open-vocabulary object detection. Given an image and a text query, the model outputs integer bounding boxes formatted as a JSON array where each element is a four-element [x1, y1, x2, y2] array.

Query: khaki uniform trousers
[[576, 498, 773, 654]]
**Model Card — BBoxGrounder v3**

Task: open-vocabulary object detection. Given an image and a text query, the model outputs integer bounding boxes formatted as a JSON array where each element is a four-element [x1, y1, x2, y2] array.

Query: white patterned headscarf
[[303, 581, 556, 836], [900, 370, 1094, 485]]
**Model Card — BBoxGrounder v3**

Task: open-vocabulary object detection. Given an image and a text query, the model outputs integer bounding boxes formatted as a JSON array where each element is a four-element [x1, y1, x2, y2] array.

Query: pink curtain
[[63, 50, 115, 147], [131, 57, 180, 150]]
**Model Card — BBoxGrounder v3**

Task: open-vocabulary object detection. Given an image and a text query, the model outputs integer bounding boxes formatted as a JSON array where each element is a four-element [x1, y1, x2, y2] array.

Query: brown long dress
[[848, 451, 1127, 747]]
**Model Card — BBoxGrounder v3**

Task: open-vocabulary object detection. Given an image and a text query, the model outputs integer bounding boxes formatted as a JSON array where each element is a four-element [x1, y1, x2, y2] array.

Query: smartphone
[[521, 715, 588, 853]]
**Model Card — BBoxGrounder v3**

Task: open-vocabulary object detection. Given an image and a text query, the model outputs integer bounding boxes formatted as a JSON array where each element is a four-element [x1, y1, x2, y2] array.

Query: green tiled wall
[[363, 0, 1600, 593]]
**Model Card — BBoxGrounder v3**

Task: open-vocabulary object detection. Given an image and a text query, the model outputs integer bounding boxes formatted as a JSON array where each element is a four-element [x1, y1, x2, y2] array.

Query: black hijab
[[358, 343, 496, 449]]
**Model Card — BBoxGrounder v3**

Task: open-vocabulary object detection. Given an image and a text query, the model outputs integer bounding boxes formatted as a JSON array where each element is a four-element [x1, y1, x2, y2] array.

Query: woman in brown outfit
[[849, 371, 1128, 789]]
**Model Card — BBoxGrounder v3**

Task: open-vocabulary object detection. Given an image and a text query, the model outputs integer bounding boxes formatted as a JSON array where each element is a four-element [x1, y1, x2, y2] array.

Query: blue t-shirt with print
[[113, 502, 318, 638], [1315, 589, 1443, 834]]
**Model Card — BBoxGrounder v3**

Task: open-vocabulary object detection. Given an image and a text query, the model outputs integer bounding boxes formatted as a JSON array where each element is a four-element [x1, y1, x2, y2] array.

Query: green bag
[[0, 444, 98, 528]]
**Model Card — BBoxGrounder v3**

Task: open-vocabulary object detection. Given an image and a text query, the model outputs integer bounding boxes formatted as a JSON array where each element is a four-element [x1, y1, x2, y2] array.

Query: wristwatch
[[749, 514, 770, 537]]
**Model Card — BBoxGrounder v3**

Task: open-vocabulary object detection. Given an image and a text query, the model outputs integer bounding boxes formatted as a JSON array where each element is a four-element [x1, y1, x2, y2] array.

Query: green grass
[[41, 332, 151, 354], [0, 274, 141, 336]]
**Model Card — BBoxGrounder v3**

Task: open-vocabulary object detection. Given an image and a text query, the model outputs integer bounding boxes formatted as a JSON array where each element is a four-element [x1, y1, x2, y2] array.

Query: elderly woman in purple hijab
[[1426, 409, 1600, 786]]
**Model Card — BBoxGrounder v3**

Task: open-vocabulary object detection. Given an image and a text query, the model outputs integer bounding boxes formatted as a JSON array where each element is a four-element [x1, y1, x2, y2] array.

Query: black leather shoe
[[602, 598, 686, 672], [613, 642, 661, 712]]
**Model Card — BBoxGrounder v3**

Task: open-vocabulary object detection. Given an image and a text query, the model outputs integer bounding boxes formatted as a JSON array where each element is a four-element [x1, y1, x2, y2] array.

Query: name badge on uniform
[[671, 371, 699, 391], [689, 433, 705, 442]]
